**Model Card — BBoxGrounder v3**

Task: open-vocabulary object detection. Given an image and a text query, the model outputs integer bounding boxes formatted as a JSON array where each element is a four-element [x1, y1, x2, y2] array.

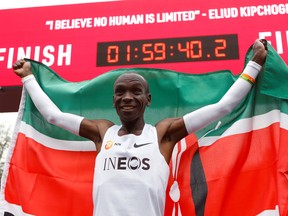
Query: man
[[13, 39, 267, 216]]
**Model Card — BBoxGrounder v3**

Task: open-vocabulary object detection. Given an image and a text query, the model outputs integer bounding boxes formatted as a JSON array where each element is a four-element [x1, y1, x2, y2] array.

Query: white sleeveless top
[[92, 124, 170, 216]]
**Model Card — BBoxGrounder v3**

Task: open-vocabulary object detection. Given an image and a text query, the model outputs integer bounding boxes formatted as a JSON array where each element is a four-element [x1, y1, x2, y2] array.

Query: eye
[[133, 88, 143, 95], [115, 88, 124, 96]]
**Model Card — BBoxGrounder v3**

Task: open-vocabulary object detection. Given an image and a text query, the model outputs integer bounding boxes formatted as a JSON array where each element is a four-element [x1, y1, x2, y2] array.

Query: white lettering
[[208, 8, 238, 19], [156, 10, 199, 23], [240, 4, 288, 17], [42, 46, 55, 66], [145, 13, 155, 24], [17, 47, 32, 59], [259, 31, 288, 54], [0, 48, 6, 62], [109, 14, 144, 26], [57, 44, 72, 66], [34, 46, 41, 61], [259, 32, 272, 44], [275, 31, 283, 54], [0, 44, 72, 68], [54, 18, 93, 30], [7, 48, 14, 69], [46, 20, 53, 30], [93, 17, 107, 27]]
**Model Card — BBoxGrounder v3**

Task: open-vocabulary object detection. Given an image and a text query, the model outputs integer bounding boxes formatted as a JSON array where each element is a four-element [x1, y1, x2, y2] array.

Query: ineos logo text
[[103, 156, 150, 170]]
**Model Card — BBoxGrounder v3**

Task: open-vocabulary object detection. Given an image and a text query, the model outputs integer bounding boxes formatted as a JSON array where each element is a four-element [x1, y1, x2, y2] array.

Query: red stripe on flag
[[200, 123, 280, 215], [165, 134, 198, 216], [5, 133, 96, 216], [4, 124, 287, 215], [277, 127, 288, 216]]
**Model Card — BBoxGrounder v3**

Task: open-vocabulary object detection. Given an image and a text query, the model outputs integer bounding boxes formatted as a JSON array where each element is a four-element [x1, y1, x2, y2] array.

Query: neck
[[119, 119, 145, 136]]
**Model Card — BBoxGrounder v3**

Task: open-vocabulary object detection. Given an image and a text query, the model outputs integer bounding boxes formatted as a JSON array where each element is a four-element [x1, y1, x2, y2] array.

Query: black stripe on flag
[[190, 149, 207, 216]]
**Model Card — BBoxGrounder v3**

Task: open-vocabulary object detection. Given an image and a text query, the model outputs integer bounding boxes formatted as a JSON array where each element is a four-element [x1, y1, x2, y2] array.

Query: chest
[[100, 131, 157, 158]]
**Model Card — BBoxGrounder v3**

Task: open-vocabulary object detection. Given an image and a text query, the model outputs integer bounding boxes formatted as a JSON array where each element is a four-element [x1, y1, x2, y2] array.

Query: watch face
[[97, 34, 239, 66]]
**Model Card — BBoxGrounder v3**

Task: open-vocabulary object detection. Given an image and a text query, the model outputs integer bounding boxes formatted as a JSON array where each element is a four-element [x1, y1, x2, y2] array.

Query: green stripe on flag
[[23, 43, 288, 140]]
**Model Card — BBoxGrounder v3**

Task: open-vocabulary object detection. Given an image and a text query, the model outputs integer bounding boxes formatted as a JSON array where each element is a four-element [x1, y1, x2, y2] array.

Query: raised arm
[[158, 39, 267, 162], [183, 39, 267, 134], [13, 60, 84, 135]]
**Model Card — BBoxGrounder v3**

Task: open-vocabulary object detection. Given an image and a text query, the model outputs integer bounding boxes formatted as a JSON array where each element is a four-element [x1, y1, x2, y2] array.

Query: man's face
[[113, 73, 151, 122]]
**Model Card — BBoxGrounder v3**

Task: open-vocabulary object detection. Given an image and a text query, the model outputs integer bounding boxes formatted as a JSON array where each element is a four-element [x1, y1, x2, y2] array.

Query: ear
[[146, 93, 151, 106], [113, 95, 115, 107]]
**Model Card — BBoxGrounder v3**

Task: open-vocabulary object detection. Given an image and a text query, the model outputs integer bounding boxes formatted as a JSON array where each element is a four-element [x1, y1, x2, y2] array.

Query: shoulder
[[155, 117, 181, 130], [155, 117, 181, 137], [82, 118, 114, 129], [80, 118, 114, 141], [155, 117, 187, 144]]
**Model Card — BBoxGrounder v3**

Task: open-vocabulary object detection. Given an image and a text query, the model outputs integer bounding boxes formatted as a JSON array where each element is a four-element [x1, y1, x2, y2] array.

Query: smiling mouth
[[121, 106, 135, 111]]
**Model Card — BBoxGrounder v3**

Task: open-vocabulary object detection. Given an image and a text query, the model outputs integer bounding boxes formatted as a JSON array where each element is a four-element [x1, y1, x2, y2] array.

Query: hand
[[13, 59, 32, 78], [251, 39, 267, 66]]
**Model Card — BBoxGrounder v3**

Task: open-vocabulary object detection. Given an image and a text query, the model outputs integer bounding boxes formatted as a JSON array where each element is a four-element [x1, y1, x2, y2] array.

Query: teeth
[[123, 106, 133, 110]]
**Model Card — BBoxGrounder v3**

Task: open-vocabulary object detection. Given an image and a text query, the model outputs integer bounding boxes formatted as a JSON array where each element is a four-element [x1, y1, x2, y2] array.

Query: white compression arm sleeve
[[22, 75, 84, 135], [183, 61, 262, 134]]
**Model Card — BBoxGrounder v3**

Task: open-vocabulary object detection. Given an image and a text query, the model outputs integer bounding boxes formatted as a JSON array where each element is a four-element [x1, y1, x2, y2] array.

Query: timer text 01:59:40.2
[[96, 34, 239, 66]]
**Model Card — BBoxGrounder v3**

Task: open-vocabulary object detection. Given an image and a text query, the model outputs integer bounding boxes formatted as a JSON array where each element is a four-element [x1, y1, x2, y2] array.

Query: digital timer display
[[96, 34, 239, 66]]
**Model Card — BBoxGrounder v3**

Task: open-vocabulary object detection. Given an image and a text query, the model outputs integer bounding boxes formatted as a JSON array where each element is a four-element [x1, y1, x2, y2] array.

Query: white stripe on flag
[[171, 142, 178, 178], [0, 200, 34, 216], [256, 205, 279, 216], [199, 109, 287, 147], [18, 109, 287, 150], [19, 121, 95, 151], [176, 139, 187, 178]]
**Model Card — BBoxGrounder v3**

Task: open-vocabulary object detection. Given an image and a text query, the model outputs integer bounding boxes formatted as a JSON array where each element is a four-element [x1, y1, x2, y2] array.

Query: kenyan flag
[[1, 43, 287, 216]]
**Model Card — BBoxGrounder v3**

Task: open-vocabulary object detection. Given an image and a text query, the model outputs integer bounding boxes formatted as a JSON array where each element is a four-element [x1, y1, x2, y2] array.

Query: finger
[[253, 39, 265, 50], [12, 63, 19, 70], [259, 39, 268, 50], [13, 59, 25, 70]]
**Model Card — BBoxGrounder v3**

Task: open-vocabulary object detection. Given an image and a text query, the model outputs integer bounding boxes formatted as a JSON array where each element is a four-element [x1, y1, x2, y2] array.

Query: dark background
[[0, 86, 22, 112]]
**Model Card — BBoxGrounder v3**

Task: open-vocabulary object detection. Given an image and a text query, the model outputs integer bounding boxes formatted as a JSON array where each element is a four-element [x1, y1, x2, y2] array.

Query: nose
[[122, 91, 133, 102]]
